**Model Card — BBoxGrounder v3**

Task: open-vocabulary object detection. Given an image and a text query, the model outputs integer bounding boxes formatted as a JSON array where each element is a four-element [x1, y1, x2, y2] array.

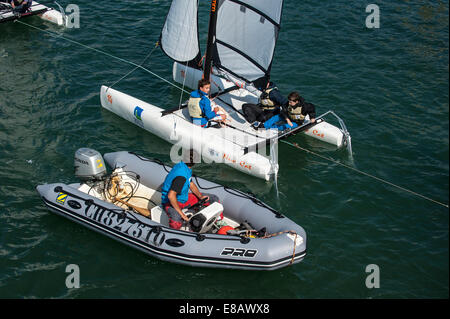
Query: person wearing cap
[[160, 150, 220, 230], [242, 81, 294, 129]]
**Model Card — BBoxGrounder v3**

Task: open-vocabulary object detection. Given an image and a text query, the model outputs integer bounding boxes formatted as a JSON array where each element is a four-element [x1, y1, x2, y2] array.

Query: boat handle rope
[[261, 230, 300, 265]]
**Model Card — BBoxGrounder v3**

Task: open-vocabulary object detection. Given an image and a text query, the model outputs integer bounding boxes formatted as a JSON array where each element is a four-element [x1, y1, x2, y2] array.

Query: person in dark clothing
[[284, 91, 316, 124], [263, 91, 317, 130], [242, 81, 293, 129], [2, 0, 32, 13]]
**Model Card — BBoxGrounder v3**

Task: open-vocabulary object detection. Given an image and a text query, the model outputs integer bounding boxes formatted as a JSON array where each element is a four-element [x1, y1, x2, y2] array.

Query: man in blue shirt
[[188, 79, 226, 127], [161, 150, 220, 230]]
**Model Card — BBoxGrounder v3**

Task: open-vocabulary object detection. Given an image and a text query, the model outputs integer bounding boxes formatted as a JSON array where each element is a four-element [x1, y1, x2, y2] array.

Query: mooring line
[[14, 20, 189, 94], [106, 41, 160, 92], [281, 140, 449, 209]]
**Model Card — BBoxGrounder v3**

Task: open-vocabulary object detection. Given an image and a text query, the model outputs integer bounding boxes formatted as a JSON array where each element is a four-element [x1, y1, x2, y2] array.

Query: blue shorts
[[263, 115, 298, 130], [192, 117, 207, 127]]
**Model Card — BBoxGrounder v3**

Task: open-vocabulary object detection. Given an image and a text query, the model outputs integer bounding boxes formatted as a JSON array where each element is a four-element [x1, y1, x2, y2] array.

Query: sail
[[212, 0, 284, 89], [160, 0, 202, 68]]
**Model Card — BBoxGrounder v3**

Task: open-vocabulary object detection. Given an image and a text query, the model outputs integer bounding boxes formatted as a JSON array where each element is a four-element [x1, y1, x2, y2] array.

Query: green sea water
[[0, 0, 448, 298]]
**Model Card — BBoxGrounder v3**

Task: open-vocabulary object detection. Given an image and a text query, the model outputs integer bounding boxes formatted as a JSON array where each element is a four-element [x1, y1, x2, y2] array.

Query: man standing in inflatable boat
[[161, 150, 220, 229]]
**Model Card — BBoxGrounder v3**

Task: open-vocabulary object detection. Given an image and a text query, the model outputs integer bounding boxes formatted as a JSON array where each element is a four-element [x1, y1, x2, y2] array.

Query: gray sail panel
[[213, 0, 283, 87], [215, 42, 265, 81], [160, 0, 200, 65], [238, 0, 283, 25]]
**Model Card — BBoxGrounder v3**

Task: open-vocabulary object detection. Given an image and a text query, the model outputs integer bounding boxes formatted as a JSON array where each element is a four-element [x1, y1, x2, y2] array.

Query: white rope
[[177, 62, 189, 110], [171, 60, 190, 141], [281, 140, 449, 209], [106, 42, 160, 92], [174, 0, 197, 137], [14, 20, 189, 94]]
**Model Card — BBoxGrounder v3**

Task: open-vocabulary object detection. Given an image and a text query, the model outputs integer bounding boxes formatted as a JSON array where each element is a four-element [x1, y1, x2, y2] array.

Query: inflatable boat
[[36, 148, 307, 270]]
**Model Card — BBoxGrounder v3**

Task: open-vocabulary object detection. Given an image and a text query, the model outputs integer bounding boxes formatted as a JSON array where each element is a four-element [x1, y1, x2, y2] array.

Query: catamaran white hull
[[302, 121, 345, 147], [173, 62, 345, 148], [100, 86, 277, 181], [38, 3, 65, 26]]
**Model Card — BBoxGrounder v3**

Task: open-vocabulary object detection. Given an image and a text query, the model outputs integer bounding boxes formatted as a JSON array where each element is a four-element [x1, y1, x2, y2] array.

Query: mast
[[203, 0, 218, 81]]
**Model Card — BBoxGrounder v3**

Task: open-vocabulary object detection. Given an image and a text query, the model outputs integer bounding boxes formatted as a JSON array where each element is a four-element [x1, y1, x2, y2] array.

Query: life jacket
[[259, 87, 278, 111], [288, 103, 305, 122], [161, 161, 192, 205], [188, 90, 205, 119]]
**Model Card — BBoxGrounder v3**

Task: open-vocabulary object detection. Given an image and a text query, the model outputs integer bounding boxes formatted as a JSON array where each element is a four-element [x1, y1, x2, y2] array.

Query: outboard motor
[[189, 202, 224, 233], [74, 148, 107, 181]]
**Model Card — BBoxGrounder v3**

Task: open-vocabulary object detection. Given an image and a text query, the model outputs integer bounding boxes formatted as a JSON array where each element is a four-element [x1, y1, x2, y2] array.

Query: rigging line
[[106, 41, 160, 92], [178, 62, 189, 110], [281, 140, 449, 209], [176, 0, 199, 110], [14, 20, 189, 94]]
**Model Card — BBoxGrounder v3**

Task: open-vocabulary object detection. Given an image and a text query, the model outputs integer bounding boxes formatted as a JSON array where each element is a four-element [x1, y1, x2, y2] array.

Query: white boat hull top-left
[[0, 1, 65, 26]]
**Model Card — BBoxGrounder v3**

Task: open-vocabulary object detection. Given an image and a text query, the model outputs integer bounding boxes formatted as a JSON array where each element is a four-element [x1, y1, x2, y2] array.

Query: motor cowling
[[74, 148, 107, 181], [189, 202, 224, 233]]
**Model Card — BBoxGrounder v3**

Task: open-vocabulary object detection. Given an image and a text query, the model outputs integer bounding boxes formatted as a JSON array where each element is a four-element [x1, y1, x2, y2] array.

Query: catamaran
[[100, 0, 351, 181], [0, 1, 66, 25]]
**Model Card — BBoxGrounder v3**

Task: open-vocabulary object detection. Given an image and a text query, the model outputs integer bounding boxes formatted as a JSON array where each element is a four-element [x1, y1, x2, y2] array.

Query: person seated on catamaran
[[161, 150, 220, 230], [262, 92, 317, 131], [285, 91, 316, 125], [5, 0, 32, 13], [242, 81, 294, 130], [188, 79, 227, 127]]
